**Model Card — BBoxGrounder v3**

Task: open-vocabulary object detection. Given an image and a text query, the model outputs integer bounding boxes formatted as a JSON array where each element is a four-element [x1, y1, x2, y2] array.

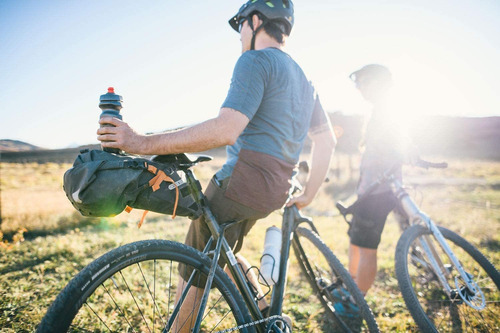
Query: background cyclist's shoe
[[334, 302, 360, 318], [332, 287, 361, 318]]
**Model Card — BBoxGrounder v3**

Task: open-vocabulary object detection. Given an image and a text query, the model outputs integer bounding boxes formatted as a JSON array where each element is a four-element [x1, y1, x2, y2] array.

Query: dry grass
[[0, 155, 499, 332]]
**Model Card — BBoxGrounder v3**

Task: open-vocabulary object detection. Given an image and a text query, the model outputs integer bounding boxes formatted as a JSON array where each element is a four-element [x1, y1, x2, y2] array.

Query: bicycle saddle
[[151, 153, 212, 169]]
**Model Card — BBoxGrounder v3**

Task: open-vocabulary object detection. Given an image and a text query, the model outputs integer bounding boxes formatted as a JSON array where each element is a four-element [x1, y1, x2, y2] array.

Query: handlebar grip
[[432, 162, 448, 168], [416, 159, 448, 169]]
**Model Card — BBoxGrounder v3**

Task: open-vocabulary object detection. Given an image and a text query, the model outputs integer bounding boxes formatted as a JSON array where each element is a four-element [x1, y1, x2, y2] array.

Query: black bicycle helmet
[[349, 64, 392, 84], [229, 0, 294, 36]]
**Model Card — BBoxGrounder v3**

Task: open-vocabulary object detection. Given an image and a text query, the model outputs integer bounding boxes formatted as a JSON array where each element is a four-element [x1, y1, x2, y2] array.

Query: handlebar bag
[[63, 149, 202, 219]]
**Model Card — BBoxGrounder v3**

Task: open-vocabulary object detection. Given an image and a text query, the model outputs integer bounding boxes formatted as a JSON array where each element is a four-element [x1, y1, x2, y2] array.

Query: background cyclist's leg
[[347, 193, 395, 294], [349, 243, 377, 295], [348, 242, 360, 282]]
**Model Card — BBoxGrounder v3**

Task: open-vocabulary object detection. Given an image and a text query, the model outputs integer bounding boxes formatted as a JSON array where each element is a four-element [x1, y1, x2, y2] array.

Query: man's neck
[[254, 32, 284, 51]]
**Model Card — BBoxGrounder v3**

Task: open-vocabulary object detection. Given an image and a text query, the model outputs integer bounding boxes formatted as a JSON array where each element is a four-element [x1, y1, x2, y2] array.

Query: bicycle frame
[[167, 168, 317, 332]]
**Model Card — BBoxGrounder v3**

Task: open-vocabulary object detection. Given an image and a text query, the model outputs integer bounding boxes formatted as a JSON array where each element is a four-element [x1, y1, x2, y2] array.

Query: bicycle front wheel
[[293, 227, 379, 332], [37, 239, 254, 333], [395, 224, 500, 333]]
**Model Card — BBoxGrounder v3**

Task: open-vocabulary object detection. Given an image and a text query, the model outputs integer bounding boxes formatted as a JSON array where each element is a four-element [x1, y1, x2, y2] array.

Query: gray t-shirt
[[217, 48, 328, 180]]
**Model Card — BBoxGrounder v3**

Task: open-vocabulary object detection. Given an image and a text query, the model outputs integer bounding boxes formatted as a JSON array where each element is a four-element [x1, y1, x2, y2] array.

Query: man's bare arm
[[287, 127, 336, 209], [97, 107, 249, 155]]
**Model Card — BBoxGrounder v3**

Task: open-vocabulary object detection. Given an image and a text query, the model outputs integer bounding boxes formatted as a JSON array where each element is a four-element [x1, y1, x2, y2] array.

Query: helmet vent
[[282, 0, 290, 8], [265, 1, 275, 7]]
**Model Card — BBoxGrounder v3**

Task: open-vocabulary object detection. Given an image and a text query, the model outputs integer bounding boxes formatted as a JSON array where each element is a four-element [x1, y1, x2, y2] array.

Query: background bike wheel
[[395, 224, 500, 333], [37, 239, 254, 333], [293, 227, 380, 332]]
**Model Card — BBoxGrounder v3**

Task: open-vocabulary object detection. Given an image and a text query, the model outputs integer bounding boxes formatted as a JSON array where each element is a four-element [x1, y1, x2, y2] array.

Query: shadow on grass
[[480, 238, 500, 252], [2, 211, 174, 242], [0, 249, 76, 275], [1, 212, 100, 241]]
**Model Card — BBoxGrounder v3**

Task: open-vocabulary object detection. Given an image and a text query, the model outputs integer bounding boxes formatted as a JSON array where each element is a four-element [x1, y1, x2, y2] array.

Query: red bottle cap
[[108, 87, 115, 93]]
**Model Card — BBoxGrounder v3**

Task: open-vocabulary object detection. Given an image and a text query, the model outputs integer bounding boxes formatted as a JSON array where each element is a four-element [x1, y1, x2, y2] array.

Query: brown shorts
[[178, 176, 270, 285]]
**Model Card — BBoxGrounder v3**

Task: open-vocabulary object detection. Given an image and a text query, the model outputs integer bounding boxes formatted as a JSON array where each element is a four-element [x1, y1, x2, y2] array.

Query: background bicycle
[[337, 159, 500, 332]]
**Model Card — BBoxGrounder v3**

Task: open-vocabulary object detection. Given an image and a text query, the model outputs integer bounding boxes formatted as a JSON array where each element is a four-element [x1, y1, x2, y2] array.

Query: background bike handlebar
[[415, 158, 448, 169]]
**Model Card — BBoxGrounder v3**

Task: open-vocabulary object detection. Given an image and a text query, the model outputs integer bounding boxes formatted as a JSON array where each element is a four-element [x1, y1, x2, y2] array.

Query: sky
[[1, 0, 499, 149]]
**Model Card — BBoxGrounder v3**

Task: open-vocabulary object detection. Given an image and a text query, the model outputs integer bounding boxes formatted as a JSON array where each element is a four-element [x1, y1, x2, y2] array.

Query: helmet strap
[[248, 14, 268, 50]]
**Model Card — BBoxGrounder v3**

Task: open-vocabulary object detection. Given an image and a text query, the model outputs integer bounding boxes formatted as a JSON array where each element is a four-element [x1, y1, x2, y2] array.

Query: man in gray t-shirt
[[98, 1, 336, 330]]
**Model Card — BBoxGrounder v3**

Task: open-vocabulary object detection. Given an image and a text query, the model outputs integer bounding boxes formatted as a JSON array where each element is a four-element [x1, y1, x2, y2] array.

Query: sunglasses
[[238, 17, 248, 33]]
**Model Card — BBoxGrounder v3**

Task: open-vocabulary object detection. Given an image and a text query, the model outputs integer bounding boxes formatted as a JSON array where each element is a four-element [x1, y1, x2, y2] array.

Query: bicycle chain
[[215, 315, 284, 333]]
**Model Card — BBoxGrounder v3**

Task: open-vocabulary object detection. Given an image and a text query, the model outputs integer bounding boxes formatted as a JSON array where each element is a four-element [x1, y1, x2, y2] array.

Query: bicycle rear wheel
[[293, 227, 380, 332], [395, 225, 500, 333], [37, 239, 254, 333]]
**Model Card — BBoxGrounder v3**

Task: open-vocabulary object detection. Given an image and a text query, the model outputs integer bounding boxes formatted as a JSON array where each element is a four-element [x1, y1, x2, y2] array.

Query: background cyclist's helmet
[[229, 0, 294, 36], [349, 64, 392, 85]]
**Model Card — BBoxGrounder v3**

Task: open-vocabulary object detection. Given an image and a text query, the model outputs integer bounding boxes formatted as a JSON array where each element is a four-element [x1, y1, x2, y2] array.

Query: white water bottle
[[259, 226, 282, 286]]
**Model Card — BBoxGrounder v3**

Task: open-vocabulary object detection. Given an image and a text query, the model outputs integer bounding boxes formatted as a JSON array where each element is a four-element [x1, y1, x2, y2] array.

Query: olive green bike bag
[[63, 149, 202, 219]]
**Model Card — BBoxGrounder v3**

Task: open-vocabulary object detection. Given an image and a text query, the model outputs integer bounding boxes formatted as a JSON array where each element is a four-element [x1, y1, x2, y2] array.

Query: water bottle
[[259, 226, 282, 286], [99, 87, 123, 154]]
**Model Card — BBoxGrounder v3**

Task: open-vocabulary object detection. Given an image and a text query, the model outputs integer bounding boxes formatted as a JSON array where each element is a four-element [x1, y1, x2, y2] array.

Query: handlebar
[[414, 158, 448, 169]]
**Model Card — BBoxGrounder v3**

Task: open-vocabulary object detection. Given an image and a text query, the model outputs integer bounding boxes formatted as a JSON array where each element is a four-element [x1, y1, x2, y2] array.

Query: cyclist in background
[[347, 64, 411, 295], [98, 0, 336, 330]]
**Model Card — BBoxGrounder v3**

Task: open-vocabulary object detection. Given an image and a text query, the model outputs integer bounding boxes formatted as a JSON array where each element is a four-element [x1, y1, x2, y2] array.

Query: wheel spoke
[[119, 269, 153, 333], [210, 308, 234, 333], [166, 260, 173, 323], [84, 301, 114, 332], [102, 282, 137, 332], [38, 240, 250, 333], [175, 272, 203, 333], [137, 262, 167, 328]]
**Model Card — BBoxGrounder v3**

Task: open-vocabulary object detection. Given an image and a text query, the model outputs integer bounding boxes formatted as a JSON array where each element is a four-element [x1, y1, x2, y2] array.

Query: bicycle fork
[[400, 192, 485, 309], [418, 217, 485, 309]]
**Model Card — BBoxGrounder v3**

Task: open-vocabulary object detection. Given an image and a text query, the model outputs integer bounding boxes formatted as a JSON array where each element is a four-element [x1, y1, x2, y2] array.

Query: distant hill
[[0, 139, 42, 152], [1, 116, 499, 162], [0, 144, 101, 163]]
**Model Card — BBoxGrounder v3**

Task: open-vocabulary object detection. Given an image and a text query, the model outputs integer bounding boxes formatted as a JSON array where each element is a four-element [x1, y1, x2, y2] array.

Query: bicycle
[[336, 158, 500, 332], [37, 153, 379, 332]]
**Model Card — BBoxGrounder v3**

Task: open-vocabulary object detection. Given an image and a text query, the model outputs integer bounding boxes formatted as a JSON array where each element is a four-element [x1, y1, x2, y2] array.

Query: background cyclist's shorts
[[348, 192, 397, 249], [178, 175, 270, 287]]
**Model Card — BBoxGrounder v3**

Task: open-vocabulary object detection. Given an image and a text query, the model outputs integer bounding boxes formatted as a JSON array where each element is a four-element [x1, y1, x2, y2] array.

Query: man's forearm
[[142, 118, 233, 155], [139, 108, 249, 155], [304, 130, 337, 199]]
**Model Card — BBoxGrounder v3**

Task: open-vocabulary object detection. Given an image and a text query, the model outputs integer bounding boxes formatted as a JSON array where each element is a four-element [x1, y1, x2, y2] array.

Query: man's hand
[[286, 193, 314, 210], [97, 117, 146, 154]]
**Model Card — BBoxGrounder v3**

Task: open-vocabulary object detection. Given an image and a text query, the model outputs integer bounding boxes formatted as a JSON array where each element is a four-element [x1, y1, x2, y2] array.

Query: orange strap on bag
[[126, 163, 180, 228]]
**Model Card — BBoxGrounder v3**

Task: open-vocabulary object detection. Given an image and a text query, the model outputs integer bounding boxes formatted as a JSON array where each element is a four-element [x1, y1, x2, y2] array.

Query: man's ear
[[251, 14, 263, 30]]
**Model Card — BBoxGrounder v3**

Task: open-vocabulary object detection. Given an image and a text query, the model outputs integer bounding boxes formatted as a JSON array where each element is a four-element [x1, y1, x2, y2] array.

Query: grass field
[[1, 154, 499, 332]]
